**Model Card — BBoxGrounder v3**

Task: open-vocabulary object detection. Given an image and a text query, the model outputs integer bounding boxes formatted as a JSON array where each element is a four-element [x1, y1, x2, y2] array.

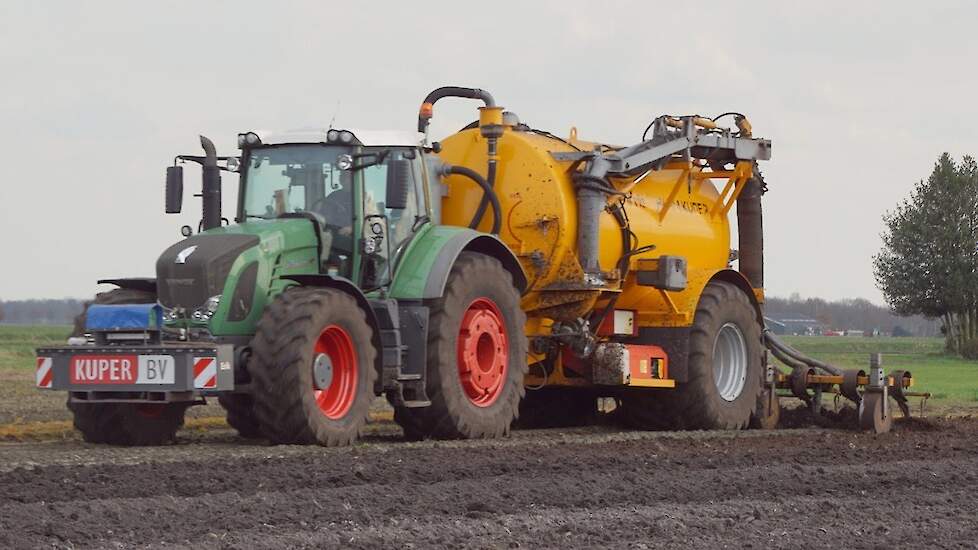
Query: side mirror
[[385, 159, 411, 210], [165, 166, 184, 214]]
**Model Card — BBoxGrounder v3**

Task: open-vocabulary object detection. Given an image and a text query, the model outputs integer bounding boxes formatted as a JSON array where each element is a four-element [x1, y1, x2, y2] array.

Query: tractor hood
[[156, 233, 259, 312], [155, 219, 322, 333]]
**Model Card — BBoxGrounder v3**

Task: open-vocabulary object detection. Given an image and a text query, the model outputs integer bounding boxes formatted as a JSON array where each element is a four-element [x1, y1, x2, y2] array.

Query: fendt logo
[[175, 245, 198, 264]]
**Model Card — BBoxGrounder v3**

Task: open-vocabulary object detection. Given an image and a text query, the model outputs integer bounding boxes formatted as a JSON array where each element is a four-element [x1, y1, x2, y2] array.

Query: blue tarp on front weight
[[86, 303, 162, 331]]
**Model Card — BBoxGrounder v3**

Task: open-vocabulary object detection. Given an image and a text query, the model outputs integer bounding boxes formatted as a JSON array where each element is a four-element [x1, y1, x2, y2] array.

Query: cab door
[[355, 148, 426, 290]]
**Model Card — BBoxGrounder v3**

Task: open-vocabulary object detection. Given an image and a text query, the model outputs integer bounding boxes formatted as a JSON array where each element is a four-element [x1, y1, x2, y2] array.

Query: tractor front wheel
[[249, 287, 377, 446]]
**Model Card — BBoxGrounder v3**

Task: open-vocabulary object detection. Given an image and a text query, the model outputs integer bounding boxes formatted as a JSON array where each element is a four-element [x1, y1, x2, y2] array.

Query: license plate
[[70, 355, 176, 385]]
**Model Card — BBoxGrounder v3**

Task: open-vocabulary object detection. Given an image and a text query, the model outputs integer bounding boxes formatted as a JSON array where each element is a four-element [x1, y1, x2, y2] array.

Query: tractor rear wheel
[[392, 252, 527, 440], [69, 287, 189, 445], [619, 281, 763, 430], [249, 287, 377, 446]]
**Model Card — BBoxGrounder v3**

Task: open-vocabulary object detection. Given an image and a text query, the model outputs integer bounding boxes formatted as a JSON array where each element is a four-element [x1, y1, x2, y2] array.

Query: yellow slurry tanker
[[418, 85, 918, 435]]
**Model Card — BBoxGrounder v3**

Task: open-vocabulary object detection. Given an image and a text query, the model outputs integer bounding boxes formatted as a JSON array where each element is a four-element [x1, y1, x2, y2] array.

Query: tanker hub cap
[[312, 325, 358, 420], [713, 322, 748, 402], [457, 298, 509, 408]]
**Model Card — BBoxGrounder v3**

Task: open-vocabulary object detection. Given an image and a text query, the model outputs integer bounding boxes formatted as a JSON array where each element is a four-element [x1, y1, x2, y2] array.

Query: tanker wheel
[[514, 388, 597, 429], [249, 287, 377, 446], [392, 252, 527, 440], [666, 281, 763, 430], [69, 288, 189, 445], [858, 392, 893, 434], [218, 394, 262, 438]]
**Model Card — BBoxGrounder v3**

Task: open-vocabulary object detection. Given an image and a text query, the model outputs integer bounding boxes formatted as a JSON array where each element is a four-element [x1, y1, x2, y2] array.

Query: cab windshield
[[242, 144, 351, 230]]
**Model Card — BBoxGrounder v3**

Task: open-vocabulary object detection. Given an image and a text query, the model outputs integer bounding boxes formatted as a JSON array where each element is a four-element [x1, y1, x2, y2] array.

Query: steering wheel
[[310, 193, 353, 232]]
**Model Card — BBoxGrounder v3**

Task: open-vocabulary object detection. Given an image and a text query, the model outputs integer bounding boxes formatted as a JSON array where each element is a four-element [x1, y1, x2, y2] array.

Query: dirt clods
[[1, 418, 977, 548]]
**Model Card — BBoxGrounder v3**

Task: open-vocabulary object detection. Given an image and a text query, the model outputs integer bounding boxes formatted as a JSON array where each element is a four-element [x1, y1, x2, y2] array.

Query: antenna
[[327, 100, 341, 130]]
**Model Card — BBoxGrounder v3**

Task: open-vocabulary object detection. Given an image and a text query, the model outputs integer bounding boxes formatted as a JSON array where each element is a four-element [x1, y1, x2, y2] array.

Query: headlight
[[339, 130, 354, 143], [326, 129, 340, 142], [191, 295, 222, 322], [245, 132, 261, 146], [162, 307, 179, 323]]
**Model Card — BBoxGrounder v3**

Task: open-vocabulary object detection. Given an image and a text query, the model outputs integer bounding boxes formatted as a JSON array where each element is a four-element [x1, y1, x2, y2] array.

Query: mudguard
[[389, 225, 527, 300]]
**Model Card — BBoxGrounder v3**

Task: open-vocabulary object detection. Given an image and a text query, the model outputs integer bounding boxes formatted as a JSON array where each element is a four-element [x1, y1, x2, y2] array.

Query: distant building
[[765, 314, 822, 335]]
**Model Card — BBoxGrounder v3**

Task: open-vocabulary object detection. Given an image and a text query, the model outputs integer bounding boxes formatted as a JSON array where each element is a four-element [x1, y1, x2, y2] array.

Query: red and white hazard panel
[[36, 357, 53, 388], [193, 357, 217, 389]]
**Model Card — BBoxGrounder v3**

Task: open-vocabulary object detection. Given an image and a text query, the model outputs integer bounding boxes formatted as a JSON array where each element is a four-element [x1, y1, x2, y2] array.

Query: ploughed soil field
[[2, 416, 978, 549]]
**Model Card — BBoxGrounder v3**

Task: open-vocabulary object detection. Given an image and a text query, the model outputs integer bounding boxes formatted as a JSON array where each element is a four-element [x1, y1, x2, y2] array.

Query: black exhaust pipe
[[199, 135, 221, 231]]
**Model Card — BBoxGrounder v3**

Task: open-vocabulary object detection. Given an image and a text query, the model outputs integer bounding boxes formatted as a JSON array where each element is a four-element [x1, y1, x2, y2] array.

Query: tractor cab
[[232, 128, 430, 289]]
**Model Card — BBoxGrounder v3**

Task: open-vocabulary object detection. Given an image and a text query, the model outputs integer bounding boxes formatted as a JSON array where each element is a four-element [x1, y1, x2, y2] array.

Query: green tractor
[[37, 94, 528, 445]]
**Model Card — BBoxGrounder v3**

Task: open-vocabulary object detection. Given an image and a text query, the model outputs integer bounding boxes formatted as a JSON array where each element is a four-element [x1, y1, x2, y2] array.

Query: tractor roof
[[255, 128, 422, 147]]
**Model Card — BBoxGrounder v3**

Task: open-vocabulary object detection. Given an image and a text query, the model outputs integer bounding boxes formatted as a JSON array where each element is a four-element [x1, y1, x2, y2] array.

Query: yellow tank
[[437, 115, 742, 331]]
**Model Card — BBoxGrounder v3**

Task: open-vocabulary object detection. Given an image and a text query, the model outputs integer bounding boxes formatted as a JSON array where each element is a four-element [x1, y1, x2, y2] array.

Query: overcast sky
[[2, 1, 975, 303]]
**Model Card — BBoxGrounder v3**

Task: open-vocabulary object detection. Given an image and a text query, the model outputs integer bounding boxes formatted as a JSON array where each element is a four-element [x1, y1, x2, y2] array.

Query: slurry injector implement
[[35, 86, 921, 445]]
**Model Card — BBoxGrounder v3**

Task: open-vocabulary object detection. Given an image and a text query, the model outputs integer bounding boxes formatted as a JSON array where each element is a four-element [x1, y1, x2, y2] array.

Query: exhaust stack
[[199, 135, 221, 231]]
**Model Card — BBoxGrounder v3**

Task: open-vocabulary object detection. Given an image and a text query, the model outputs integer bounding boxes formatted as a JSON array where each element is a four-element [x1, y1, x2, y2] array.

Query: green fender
[[390, 225, 527, 300]]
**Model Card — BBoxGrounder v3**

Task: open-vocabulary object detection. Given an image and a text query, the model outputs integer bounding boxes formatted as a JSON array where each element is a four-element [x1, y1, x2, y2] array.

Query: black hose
[[444, 165, 501, 235], [764, 330, 843, 376], [469, 146, 497, 232], [417, 86, 501, 234], [418, 86, 495, 132], [767, 342, 807, 372]]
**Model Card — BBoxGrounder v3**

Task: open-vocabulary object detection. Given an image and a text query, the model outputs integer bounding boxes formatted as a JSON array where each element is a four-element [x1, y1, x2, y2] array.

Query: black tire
[[69, 288, 189, 446], [218, 394, 262, 438], [249, 287, 377, 446], [392, 252, 528, 440], [620, 281, 763, 430], [514, 388, 597, 429]]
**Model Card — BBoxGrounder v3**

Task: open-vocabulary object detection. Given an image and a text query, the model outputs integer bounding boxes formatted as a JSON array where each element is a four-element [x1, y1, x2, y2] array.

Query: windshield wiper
[[351, 149, 391, 171]]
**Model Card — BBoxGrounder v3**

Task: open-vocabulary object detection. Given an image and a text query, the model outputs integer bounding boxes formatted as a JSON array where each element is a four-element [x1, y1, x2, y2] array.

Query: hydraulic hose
[[764, 330, 843, 376], [442, 164, 501, 235], [469, 148, 497, 233]]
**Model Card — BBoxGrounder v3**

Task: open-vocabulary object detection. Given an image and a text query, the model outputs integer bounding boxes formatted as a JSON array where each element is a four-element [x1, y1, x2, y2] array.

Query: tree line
[[0, 299, 84, 325], [764, 294, 938, 336], [874, 153, 978, 355]]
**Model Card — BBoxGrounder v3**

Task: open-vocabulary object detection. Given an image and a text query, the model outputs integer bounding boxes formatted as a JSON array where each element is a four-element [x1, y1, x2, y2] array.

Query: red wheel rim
[[312, 325, 358, 420], [457, 297, 509, 407]]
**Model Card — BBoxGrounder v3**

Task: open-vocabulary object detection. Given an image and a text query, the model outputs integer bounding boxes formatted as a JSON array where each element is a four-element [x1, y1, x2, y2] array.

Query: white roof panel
[[256, 127, 421, 147]]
